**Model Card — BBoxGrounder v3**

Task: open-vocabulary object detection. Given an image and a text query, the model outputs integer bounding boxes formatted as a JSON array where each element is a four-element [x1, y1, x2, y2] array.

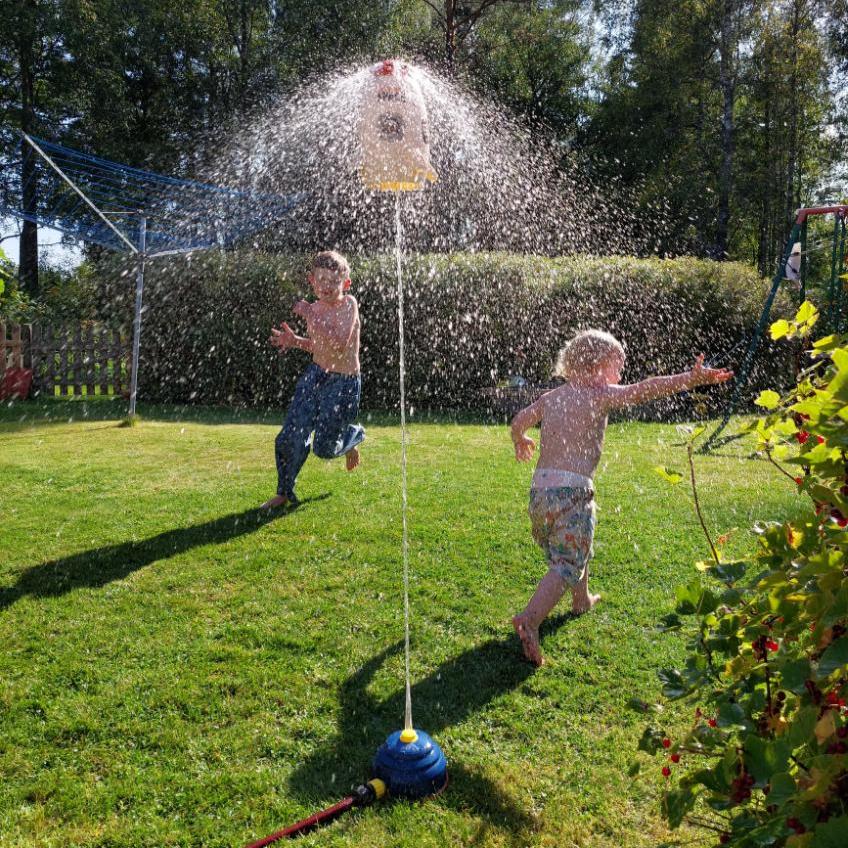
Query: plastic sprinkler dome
[[373, 728, 448, 800], [359, 59, 438, 192]]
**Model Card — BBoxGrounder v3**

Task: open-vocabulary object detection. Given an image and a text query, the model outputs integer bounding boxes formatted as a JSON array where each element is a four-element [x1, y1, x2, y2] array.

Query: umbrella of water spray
[[206, 61, 673, 257]]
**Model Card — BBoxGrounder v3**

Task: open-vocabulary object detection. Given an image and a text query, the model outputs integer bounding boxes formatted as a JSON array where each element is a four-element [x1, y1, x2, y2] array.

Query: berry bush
[[638, 302, 848, 847]]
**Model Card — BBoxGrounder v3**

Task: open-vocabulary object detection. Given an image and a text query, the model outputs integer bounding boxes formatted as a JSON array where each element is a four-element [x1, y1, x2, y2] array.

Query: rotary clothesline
[[1, 133, 302, 413]]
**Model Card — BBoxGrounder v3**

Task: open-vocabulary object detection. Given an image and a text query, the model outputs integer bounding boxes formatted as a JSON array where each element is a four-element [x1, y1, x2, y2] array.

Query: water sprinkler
[[242, 733, 448, 846], [359, 59, 438, 192], [360, 55, 449, 823], [373, 728, 449, 799]]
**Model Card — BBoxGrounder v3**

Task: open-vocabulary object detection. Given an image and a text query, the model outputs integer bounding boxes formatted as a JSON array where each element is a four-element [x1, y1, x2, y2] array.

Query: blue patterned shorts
[[528, 486, 596, 586]]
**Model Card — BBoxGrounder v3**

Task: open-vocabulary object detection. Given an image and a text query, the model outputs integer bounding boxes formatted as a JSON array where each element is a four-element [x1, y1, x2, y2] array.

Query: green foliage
[[91, 250, 790, 412], [640, 302, 848, 846]]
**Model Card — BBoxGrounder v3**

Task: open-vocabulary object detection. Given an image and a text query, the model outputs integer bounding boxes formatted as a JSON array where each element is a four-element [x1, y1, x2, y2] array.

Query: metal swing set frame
[[704, 203, 848, 449]]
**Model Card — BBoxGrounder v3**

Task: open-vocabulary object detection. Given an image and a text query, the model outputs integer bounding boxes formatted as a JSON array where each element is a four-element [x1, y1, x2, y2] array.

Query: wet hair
[[312, 250, 350, 280], [554, 329, 625, 379]]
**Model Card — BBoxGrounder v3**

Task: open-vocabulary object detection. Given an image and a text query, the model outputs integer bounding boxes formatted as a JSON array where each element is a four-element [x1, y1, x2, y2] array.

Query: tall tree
[[418, 1, 531, 71], [0, 1, 67, 296]]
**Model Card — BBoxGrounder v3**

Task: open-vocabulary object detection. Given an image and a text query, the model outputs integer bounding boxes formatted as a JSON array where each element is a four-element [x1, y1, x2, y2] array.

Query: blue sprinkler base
[[373, 729, 448, 800]]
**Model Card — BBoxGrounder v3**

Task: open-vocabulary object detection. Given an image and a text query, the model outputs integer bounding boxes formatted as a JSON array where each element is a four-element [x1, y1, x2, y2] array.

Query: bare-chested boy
[[510, 329, 733, 665], [261, 251, 365, 509]]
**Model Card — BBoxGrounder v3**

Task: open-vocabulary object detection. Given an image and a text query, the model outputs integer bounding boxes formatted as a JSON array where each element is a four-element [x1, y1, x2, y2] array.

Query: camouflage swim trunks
[[528, 486, 596, 586]]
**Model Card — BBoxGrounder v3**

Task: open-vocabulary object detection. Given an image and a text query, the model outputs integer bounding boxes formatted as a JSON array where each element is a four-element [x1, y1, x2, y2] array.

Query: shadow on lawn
[[289, 633, 572, 843], [0, 497, 328, 612]]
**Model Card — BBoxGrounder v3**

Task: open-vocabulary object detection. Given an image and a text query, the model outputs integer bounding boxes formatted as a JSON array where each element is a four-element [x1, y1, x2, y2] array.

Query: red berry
[[670, 753, 681, 763], [794, 476, 803, 486], [662, 737, 671, 748], [796, 431, 810, 444], [708, 718, 717, 727], [719, 835, 730, 845], [816, 435, 825, 444], [662, 766, 671, 778], [765, 639, 779, 652]]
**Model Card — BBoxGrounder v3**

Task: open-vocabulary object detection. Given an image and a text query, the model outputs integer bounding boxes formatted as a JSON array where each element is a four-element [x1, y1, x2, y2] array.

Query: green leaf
[[812, 334, 839, 351], [788, 706, 818, 747], [655, 466, 683, 484], [638, 725, 667, 753], [770, 319, 791, 340], [796, 300, 819, 328], [657, 668, 688, 699], [656, 613, 683, 632], [664, 785, 696, 829], [818, 636, 848, 677], [811, 816, 848, 847], [743, 735, 789, 783], [717, 701, 746, 728], [706, 560, 747, 584], [692, 765, 731, 794], [755, 390, 781, 410], [781, 660, 813, 695], [767, 772, 796, 806]]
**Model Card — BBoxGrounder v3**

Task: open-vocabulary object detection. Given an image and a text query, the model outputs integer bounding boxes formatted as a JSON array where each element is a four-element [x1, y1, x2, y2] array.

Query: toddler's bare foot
[[345, 446, 360, 471], [512, 615, 544, 667], [572, 593, 601, 615], [260, 494, 289, 510]]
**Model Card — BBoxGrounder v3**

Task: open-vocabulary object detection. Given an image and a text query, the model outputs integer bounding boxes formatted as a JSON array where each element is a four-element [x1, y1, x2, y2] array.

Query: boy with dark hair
[[261, 251, 365, 509]]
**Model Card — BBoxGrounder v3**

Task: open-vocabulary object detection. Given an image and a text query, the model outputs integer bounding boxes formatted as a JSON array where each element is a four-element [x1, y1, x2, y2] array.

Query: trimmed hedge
[[95, 251, 792, 415]]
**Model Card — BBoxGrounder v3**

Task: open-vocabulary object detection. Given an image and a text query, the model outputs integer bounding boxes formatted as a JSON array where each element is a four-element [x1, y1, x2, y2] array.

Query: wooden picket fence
[[0, 322, 130, 398]]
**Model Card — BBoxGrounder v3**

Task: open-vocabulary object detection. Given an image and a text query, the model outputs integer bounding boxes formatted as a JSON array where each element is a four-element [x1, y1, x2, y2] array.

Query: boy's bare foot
[[572, 593, 601, 615], [260, 495, 289, 510], [345, 446, 360, 471], [512, 615, 544, 667]]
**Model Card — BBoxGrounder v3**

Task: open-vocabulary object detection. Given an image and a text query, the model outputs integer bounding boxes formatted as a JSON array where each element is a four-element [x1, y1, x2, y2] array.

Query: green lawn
[[0, 400, 798, 848]]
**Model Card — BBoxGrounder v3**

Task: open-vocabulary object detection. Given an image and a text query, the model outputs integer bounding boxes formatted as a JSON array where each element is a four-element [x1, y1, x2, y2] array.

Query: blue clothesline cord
[[4, 134, 301, 256]]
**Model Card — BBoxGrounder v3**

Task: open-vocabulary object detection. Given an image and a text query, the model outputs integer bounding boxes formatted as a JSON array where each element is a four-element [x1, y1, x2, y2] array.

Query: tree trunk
[[784, 0, 800, 239], [18, 5, 39, 297], [444, 3, 456, 73], [716, 0, 735, 259]]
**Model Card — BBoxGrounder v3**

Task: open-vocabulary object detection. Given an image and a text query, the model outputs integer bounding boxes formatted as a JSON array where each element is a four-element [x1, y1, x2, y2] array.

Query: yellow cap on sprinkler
[[399, 728, 419, 744]]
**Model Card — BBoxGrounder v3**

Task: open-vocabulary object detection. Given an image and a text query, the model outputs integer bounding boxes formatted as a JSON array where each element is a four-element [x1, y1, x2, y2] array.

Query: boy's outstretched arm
[[511, 398, 543, 462], [605, 355, 732, 408], [270, 322, 313, 353]]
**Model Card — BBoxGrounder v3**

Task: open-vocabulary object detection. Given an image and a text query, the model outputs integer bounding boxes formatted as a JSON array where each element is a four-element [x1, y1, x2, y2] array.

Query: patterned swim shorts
[[528, 486, 596, 587]]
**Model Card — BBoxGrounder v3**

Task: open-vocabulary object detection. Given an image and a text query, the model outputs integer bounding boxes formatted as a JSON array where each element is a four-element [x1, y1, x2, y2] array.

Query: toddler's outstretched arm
[[511, 398, 544, 462], [605, 355, 732, 409]]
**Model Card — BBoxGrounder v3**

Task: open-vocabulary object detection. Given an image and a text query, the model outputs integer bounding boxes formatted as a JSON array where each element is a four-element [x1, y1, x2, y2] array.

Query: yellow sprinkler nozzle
[[399, 728, 419, 744]]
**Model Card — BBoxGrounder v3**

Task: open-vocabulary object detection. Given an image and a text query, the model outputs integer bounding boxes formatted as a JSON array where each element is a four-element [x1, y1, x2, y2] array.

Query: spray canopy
[[359, 59, 438, 192]]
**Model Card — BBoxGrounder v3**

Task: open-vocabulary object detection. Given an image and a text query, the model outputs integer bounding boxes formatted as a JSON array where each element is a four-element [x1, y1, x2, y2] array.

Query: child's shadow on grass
[[289, 633, 567, 843], [0, 495, 329, 612]]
